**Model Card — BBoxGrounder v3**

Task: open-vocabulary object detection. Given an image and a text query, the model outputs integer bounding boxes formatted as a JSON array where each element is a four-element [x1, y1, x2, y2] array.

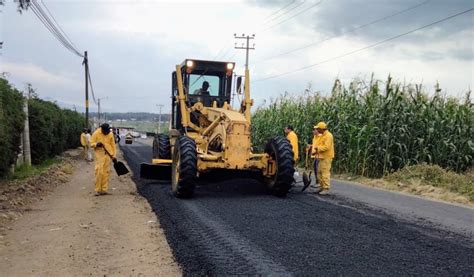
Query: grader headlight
[[186, 60, 194, 73], [226, 62, 234, 76]]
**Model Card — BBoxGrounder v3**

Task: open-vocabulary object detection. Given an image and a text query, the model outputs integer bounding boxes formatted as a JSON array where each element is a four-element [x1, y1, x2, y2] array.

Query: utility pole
[[157, 104, 163, 134], [98, 98, 101, 122], [97, 96, 108, 123], [83, 51, 89, 128], [23, 84, 32, 166], [234, 34, 255, 123], [234, 34, 255, 70]]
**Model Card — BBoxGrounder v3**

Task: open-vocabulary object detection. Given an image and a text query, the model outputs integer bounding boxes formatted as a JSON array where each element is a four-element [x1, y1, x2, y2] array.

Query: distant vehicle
[[125, 133, 133, 144]]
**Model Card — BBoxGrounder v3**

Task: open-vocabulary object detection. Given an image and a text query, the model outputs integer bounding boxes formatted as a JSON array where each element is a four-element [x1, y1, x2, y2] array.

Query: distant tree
[[14, 0, 31, 13]]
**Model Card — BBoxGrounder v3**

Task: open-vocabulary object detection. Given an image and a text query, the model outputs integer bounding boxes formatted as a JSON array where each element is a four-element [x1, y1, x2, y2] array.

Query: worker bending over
[[90, 123, 117, 196], [312, 122, 334, 195]]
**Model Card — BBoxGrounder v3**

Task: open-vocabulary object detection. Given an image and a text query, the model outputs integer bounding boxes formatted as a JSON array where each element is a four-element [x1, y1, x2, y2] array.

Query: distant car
[[125, 134, 133, 144]]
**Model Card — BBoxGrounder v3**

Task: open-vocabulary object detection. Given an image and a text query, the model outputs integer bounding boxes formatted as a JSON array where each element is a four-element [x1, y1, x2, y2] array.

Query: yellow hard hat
[[314, 122, 327, 129]]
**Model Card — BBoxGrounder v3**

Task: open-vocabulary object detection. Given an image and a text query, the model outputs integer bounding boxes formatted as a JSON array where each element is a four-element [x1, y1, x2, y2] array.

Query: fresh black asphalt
[[121, 140, 474, 276]]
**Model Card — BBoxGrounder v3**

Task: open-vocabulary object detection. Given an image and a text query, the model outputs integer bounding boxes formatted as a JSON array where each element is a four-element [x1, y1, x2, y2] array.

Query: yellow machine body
[[140, 59, 293, 198]]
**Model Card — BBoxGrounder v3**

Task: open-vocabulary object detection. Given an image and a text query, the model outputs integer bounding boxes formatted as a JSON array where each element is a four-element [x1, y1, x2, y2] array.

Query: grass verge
[[7, 158, 59, 181], [335, 164, 473, 206]]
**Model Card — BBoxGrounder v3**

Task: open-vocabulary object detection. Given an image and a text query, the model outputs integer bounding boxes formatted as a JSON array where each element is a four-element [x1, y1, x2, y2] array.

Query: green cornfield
[[251, 76, 474, 178]]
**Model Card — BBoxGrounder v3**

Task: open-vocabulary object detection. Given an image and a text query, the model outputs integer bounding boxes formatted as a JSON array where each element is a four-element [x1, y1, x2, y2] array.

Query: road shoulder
[[0, 148, 181, 276]]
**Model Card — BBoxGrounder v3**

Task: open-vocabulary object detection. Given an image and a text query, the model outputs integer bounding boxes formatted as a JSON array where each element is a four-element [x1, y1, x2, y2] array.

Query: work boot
[[94, 192, 100, 196], [313, 187, 323, 194], [318, 189, 330, 196]]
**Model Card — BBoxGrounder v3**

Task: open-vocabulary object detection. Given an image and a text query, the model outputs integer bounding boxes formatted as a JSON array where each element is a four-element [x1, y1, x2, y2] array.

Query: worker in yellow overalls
[[311, 122, 334, 195], [90, 123, 116, 196], [284, 125, 299, 162], [80, 128, 88, 160]]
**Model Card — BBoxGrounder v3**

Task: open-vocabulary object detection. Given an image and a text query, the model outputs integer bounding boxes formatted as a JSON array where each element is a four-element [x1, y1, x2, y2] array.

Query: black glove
[[96, 142, 103, 147], [112, 157, 117, 163]]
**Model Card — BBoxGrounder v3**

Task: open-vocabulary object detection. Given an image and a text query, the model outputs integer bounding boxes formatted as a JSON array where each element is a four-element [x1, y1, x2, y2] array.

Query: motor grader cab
[[140, 59, 295, 198]]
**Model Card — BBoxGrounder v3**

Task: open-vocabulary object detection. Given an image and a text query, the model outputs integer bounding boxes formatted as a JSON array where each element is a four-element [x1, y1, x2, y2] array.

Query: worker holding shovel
[[90, 123, 117, 196], [311, 122, 334, 195]]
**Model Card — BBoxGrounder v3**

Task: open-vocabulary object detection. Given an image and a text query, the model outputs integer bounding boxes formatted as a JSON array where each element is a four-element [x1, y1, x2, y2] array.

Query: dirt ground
[[0, 148, 181, 276]]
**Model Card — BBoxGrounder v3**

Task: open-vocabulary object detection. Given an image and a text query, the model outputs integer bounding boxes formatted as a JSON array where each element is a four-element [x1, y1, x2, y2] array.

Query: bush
[[28, 97, 84, 164], [251, 76, 474, 177], [0, 78, 26, 176], [0, 78, 84, 177]]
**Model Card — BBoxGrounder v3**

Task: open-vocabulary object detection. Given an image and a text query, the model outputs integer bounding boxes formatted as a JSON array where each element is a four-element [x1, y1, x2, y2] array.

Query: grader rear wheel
[[264, 136, 295, 197], [153, 134, 171, 159], [171, 136, 197, 198]]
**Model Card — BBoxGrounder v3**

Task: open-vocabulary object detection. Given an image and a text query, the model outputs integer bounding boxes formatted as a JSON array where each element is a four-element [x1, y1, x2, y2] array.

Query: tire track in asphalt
[[180, 200, 290, 275], [122, 140, 474, 275]]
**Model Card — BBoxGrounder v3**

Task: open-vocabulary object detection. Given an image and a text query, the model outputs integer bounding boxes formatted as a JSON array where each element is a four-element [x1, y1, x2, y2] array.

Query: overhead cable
[[254, 8, 474, 82], [254, 0, 431, 64]]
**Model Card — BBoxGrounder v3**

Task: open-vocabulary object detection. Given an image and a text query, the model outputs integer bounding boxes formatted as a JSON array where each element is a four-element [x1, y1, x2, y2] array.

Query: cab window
[[189, 74, 220, 96]]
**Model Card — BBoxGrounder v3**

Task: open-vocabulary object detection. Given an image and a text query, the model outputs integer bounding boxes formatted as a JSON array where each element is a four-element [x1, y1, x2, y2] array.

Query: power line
[[87, 65, 97, 105], [262, 0, 296, 23], [35, 1, 83, 57], [212, 1, 304, 62], [254, 8, 474, 82], [29, 4, 77, 55], [31, 1, 78, 54], [40, 0, 80, 51], [263, 0, 306, 25], [30, 0, 83, 57], [254, 0, 431, 64], [259, 0, 323, 33]]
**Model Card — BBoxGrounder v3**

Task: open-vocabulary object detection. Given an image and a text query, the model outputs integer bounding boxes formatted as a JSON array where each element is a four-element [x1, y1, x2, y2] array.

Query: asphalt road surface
[[121, 139, 474, 276]]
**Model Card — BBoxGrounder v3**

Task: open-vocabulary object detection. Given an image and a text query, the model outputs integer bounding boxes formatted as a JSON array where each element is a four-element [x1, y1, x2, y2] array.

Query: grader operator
[[140, 59, 294, 198]]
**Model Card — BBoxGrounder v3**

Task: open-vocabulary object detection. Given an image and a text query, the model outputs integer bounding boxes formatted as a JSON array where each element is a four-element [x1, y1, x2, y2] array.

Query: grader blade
[[140, 163, 171, 180]]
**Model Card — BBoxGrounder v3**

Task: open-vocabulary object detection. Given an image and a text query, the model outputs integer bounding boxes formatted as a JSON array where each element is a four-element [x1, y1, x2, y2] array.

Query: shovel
[[102, 145, 130, 176], [302, 147, 315, 192]]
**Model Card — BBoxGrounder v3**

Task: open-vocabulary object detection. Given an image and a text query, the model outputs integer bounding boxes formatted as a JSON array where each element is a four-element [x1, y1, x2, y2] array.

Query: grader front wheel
[[171, 136, 197, 198], [264, 136, 295, 197], [153, 134, 171, 159]]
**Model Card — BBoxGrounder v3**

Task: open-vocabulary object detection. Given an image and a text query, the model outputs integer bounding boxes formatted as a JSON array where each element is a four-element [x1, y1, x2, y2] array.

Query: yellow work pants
[[94, 153, 111, 193], [82, 146, 87, 160], [316, 158, 332, 190]]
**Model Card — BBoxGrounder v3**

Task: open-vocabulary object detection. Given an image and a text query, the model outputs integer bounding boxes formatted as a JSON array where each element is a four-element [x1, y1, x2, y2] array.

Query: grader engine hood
[[205, 108, 251, 169]]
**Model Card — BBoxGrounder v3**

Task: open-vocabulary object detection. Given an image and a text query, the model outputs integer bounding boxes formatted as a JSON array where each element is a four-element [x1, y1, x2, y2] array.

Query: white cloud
[[2, 0, 472, 112], [2, 62, 84, 104], [3, 62, 80, 88]]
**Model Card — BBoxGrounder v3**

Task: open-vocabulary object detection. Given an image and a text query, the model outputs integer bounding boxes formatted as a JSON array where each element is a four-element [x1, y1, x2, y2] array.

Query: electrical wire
[[254, 0, 431, 64], [30, 4, 77, 55], [254, 8, 474, 82], [213, 1, 304, 61], [259, 0, 323, 33], [35, 2, 83, 57], [40, 0, 80, 51], [262, 0, 296, 23], [263, 0, 306, 25], [33, 2, 81, 56], [30, 0, 83, 57], [87, 65, 97, 105]]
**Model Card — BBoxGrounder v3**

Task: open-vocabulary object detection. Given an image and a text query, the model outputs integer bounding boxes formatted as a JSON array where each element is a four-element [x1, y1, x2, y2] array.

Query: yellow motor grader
[[140, 59, 294, 198]]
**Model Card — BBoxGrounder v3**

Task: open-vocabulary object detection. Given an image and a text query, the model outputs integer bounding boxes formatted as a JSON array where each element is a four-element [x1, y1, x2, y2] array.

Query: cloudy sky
[[1, 0, 473, 113]]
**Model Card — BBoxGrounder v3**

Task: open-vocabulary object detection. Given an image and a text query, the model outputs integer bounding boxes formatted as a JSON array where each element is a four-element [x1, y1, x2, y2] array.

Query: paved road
[[121, 140, 474, 275]]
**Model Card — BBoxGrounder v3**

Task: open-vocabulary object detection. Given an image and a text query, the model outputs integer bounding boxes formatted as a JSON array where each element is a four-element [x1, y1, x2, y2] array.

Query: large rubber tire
[[153, 134, 171, 159], [264, 136, 295, 197], [171, 136, 197, 198]]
